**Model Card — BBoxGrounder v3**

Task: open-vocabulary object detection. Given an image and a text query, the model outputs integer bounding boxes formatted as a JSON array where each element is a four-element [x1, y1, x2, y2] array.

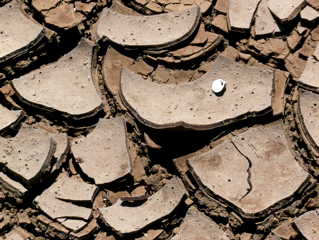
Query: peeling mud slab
[[171, 206, 229, 239], [45, 174, 98, 203], [31, 0, 60, 12], [0, 172, 27, 198], [149, 30, 224, 64], [168, 0, 212, 14], [95, 6, 200, 50], [120, 55, 274, 130], [4, 227, 32, 239], [102, 46, 153, 97], [33, 174, 98, 232], [31, 0, 100, 31], [272, 70, 288, 116], [98, 177, 186, 237], [300, 5, 319, 23], [0, 126, 68, 199], [69, 219, 98, 239], [5, 227, 33, 240], [72, 117, 132, 185], [267, 0, 306, 23], [50, 132, 69, 173], [6, 232, 24, 240], [187, 124, 310, 218], [254, 0, 281, 36], [34, 191, 92, 220], [227, 0, 260, 32], [0, 123, 56, 188], [58, 219, 87, 232], [40, 2, 85, 30], [214, 0, 229, 14], [297, 89, 319, 153], [129, 0, 212, 14], [11, 39, 103, 123], [0, 104, 24, 135], [298, 45, 319, 90], [0, 0, 45, 63], [293, 209, 319, 240]]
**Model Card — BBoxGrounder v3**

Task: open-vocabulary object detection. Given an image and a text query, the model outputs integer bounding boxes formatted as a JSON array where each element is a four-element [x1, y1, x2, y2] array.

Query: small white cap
[[212, 79, 226, 93]]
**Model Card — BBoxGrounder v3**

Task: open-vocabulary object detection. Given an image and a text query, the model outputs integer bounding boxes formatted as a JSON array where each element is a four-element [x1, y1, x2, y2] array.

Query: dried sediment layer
[[102, 46, 153, 96], [49, 132, 69, 173], [129, 0, 212, 14], [300, 5, 319, 23], [98, 177, 186, 236], [171, 206, 229, 239], [227, 0, 260, 32], [0, 124, 56, 188], [39, 2, 85, 30], [46, 174, 98, 203], [0, 124, 68, 198], [0, 0, 45, 63], [293, 209, 319, 240], [58, 219, 87, 232], [267, 0, 306, 23], [187, 124, 310, 218], [297, 89, 319, 153], [272, 70, 288, 116], [33, 173, 97, 232], [6, 231, 24, 240], [11, 39, 103, 122], [69, 219, 98, 239], [298, 43, 319, 90], [149, 31, 224, 64], [72, 117, 132, 185], [0, 172, 27, 198], [226, 0, 303, 34], [95, 6, 200, 50], [34, 191, 92, 220], [0, 104, 24, 135], [120, 55, 274, 130], [254, 0, 281, 36]]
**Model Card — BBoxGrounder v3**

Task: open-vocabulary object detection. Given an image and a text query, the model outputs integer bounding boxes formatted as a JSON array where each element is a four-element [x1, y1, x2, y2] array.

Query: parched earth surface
[[1, 0, 319, 239]]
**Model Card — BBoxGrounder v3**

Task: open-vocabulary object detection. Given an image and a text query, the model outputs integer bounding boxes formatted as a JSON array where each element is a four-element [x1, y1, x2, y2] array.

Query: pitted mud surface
[[1, 0, 319, 240]]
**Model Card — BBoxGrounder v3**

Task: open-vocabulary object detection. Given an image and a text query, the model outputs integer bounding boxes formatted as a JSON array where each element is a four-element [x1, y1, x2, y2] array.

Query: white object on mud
[[212, 79, 226, 93]]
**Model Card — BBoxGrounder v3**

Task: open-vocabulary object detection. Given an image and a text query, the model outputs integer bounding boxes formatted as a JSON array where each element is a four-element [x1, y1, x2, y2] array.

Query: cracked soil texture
[[0, 0, 319, 239]]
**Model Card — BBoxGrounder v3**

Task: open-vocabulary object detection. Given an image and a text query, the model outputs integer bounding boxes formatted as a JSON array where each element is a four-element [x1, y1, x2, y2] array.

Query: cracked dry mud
[[1, 0, 319, 240]]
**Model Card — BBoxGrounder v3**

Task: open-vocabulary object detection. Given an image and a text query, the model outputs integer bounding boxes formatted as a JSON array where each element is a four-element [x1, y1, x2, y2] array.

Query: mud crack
[[231, 140, 252, 202]]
